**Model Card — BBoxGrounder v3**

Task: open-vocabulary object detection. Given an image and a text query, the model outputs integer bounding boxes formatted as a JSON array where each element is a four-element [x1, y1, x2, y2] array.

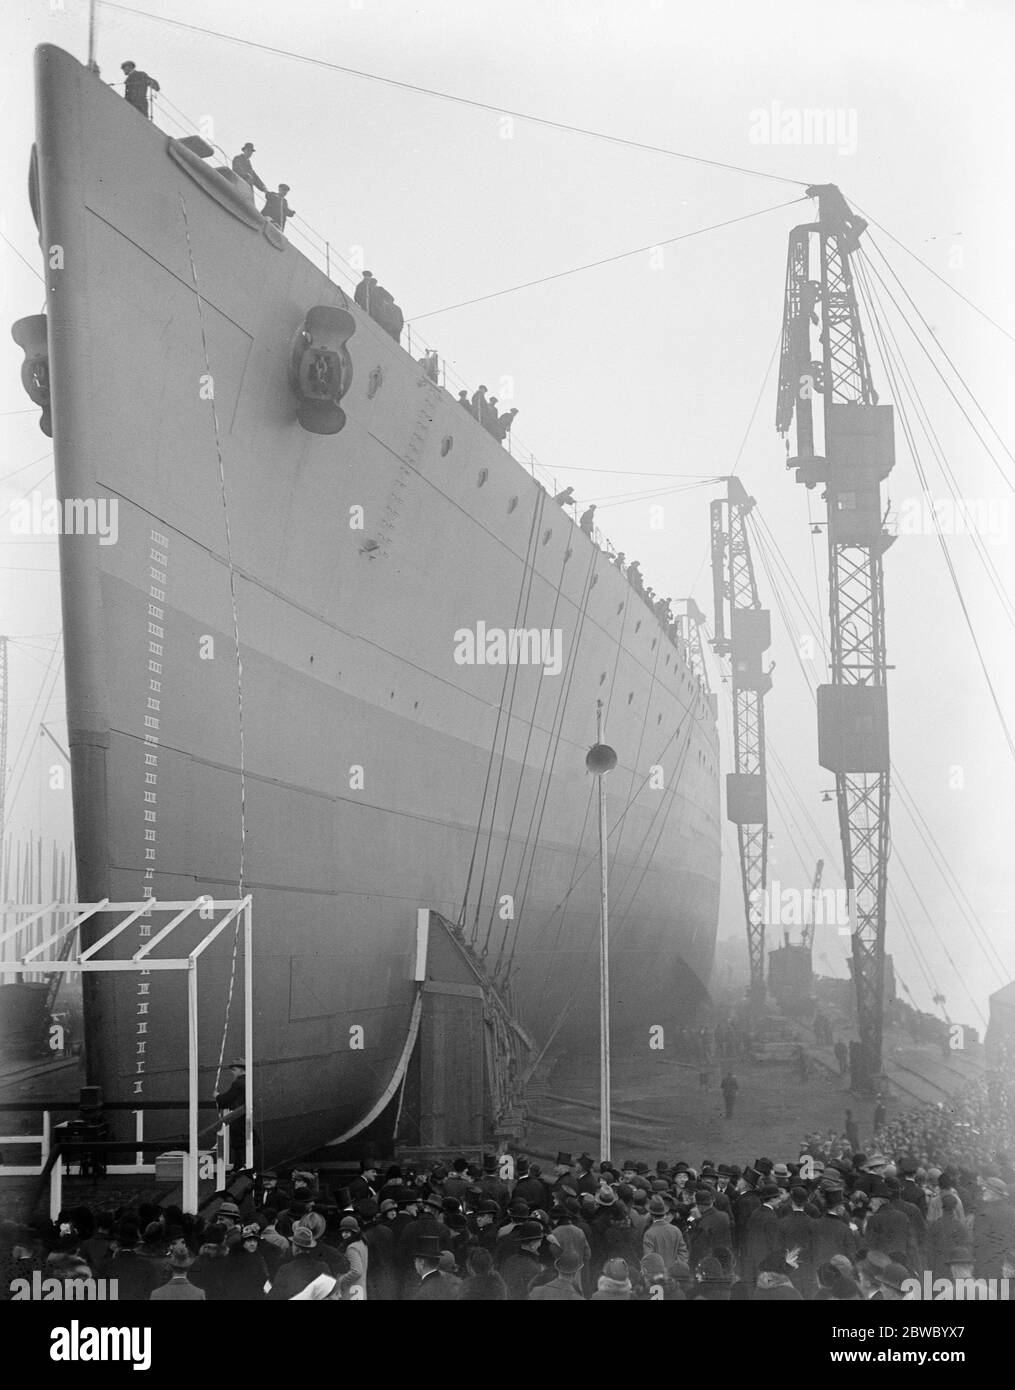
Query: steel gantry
[[776, 184, 895, 1091], [711, 478, 772, 1002]]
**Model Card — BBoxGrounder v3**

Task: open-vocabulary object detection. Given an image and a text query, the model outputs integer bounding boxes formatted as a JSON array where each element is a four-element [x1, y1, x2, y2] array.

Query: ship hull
[[33, 46, 720, 1160]]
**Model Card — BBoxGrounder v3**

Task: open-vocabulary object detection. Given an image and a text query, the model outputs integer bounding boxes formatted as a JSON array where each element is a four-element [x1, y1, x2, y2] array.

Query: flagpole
[[587, 699, 617, 1162], [87, 0, 98, 71]]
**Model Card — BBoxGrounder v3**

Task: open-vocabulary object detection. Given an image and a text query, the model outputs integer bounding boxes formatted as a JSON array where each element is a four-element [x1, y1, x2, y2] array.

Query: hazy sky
[[2, 0, 1013, 1026]]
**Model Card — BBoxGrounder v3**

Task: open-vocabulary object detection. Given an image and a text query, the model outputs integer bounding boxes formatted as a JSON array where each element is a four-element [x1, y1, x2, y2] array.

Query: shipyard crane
[[0, 635, 7, 846], [710, 479, 773, 1003], [679, 599, 712, 696], [801, 857, 825, 953], [776, 185, 895, 1093]]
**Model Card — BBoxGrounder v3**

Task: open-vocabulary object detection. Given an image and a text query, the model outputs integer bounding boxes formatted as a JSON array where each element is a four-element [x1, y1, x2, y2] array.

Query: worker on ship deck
[[232, 143, 267, 195], [120, 62, 160, 118], [215, 1057, 248, 1169], [263, 184, 295, 231]]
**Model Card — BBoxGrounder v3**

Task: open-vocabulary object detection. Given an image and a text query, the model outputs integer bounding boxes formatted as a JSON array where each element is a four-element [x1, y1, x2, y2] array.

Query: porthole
[[541, 529, 552, 546], [477, 468, 489, 487], [508, 496, 519, 513], [441, 436, 454, 457], [367, 366, 384, 399]]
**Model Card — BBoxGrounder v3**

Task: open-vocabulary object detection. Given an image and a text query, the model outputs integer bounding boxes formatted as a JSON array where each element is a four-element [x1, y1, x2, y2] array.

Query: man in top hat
[[897, 1157, 927, 1216], [687, 1187, 731, 1270], [864, 1178, 911, 1259], [348, 1162, 379, 1206], [231, 144, 267, 195], [742, 1183, 787, 1286], [411, 1234, 456, 1300], [573, 1153, 597, 1196], [512, 1160, 550, 1212], [495, 1198, 531, 1247], [815, 1183, 858, 1267]]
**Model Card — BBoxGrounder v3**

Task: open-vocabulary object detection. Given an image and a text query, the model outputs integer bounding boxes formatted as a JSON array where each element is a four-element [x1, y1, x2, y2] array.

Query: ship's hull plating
[[34, 46, 721, 1159]]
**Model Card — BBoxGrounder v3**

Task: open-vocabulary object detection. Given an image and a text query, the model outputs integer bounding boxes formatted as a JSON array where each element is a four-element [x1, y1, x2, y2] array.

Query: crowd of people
[[4, 1055, 1012, 1302]]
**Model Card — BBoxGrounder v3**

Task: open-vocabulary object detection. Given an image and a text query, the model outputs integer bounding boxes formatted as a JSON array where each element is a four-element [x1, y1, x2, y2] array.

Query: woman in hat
[[458, 1246, 507, 1300], [220, 1224, 269, 1300], [591, 1256, 633, 1300], [337, 1215, 369, 1299]]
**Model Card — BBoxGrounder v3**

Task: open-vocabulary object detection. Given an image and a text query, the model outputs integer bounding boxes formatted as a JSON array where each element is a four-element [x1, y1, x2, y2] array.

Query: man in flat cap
[[120, 61, 159, 118]]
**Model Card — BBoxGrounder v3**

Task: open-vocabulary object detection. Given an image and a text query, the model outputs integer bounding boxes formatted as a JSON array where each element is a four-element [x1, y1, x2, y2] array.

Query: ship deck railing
[[152, 101, 703, 674], [0, 897, 253, 1214], [0, 1099, 241, 1221]]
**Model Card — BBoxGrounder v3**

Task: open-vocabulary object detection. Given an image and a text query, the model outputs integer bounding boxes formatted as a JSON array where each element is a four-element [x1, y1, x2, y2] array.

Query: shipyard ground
[[526, 1022, 988, 1167], [0, 1004, 988, 1223]]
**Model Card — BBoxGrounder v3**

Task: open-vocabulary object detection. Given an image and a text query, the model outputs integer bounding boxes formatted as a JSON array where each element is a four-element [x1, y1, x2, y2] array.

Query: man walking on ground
[[721, 1070, 739, 1120]]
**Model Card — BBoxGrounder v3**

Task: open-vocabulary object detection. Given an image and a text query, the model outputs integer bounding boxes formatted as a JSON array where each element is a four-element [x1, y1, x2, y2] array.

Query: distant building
[[986, 981, 1015, 1067]]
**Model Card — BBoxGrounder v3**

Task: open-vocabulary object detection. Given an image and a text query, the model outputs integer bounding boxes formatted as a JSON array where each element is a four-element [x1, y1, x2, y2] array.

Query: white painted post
[[134, 1109, 144, 1173], [216, 1126, 227, 1190], [41, 1110, 51, 1168], [186, 960, 199, 1213], [243, 897, 253, 1170], [50, 1155, 63, 1222]]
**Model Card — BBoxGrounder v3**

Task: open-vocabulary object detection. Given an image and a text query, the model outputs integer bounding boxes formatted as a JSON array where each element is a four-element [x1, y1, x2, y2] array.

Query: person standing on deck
[[120, 62, 159, 117], [263, 185, 295, 231], [232, 143, 267, 194]]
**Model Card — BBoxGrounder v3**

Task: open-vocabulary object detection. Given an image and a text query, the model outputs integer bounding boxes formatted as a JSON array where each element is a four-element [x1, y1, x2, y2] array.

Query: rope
[[476, 490, 548, 954], [459, 487, 543, 940], [496, 542, 600, 977], [485, 518, 577, 968], [177, 193, 249, 1091]]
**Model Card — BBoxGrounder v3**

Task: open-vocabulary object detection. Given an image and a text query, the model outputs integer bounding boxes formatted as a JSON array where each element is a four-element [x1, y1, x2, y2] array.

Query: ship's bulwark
[[35, 44, 720, 1160]]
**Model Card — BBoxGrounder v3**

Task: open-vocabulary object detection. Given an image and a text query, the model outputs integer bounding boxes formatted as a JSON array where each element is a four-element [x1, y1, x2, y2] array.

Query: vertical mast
[[777, 185, 894, 1091], [711, 481, 772, 1002]]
